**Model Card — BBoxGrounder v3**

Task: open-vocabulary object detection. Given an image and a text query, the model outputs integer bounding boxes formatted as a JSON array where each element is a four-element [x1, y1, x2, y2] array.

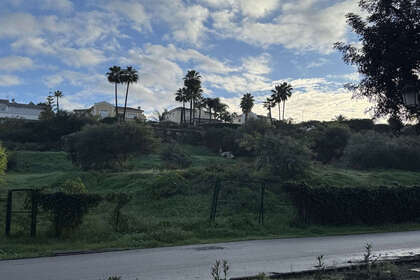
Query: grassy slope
[[1, 147, 420, 260]]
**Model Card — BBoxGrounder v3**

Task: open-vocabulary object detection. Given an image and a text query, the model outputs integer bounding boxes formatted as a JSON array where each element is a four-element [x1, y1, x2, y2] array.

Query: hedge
[[285, 183, 420, 225]]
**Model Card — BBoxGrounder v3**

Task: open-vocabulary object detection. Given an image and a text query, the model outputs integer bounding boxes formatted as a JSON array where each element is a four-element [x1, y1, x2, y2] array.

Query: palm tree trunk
[[245, 112, 248, 122], [199, 108, 201, 124], [269, 107, 272, 125], [192, 99, 196, 126], [283, 101, 286, 121], [189, 100, 193, 125], [56, 97, 59, 113], [278, 102, 281, 121], [182, 102, 185, 124], [123, 82, 130, 121], [114, 82, 119, 119]]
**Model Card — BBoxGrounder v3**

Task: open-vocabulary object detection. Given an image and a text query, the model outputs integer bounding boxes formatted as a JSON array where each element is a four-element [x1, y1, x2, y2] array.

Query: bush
[[38, 192, 102, 237], [204, 128, 239, 153], [342, 132, 420, 171], [312, 126, 350, 163], [147, 172, 189, 199], [64, 123, 156, 170], [159, 145, 192, 169], [343, 119, 374, 132], [0, 144, 6, 175], [105, 193, 133, 232], [57, 177, 87, 194], [255, 135, 311, 180], [285, 182, 420, 225], [0, 113, 98, 150]]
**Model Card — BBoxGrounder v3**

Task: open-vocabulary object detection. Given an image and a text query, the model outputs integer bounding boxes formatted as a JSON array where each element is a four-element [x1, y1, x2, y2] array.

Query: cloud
[[59, 48, 107, 67], [0, 13, 40, 38], [0, 75, 22, 86], [40, 0, 74, 12], [0, 56, 34, 72], [105, 0, 151, 32], [210, 0, 360, 53]]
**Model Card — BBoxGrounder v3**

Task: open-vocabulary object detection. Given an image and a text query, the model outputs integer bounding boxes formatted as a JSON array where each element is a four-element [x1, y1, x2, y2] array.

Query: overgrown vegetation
[[64, 123, 156, 170]]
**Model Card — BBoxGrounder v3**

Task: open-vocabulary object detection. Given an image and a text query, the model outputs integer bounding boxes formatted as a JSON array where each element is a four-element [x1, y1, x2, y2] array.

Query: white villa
[[163, 107, 214, 124], [232, 112, 271, 125], [0, 99, 45, 120], [74, 101, 146, 121]]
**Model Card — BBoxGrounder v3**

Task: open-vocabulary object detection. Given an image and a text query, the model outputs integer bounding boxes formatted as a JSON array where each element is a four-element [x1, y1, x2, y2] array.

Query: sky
[[0, 0, 375, 122]]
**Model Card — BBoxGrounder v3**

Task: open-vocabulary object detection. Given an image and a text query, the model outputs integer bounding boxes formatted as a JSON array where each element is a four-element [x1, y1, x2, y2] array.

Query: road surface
[[2, 231, 420, 280]]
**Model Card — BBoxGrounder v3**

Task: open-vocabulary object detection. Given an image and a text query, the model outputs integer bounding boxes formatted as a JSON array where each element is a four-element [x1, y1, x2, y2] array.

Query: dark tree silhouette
[[240, 93, 254, 122], [107, 66, 122, 119], [335, 0, 420, 120], [121, 66, 138, 121]]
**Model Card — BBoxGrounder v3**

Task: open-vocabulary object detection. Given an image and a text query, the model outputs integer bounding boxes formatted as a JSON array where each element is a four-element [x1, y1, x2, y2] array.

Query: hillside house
[[0, 99, 44, 120], [74, 101, 146, 121]]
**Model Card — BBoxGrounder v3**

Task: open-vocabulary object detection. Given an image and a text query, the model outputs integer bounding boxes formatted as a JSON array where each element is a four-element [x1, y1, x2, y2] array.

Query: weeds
[[211, 259, 229, 280]]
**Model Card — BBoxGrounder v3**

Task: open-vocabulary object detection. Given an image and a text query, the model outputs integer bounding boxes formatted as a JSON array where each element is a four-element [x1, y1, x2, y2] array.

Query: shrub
[[57, 177, 87, 194], [343, 118, 374, 132], [0, 144, 7, 175], [105, 193, 133, 232], [159, 145, 192, 169], [255, 135, 311, 180], [285, 182, 420, 225], [147, 172, 189, 199], [312, 126, 350, 163], [342, 132, 420, 171], [64, 123, 156, 170], [0, 113, 97, 150], [240, 118, 271, 135], [38, 192, 102, 237], [204, 128, 239, 153]]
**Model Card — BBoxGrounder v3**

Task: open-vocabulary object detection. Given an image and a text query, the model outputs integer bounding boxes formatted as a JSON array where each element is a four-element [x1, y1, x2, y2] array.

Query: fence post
[[5, 190, 12, 236], [209, 180, 221, 223], [30, 190, 38, 237], [258, 184, 265, 225]]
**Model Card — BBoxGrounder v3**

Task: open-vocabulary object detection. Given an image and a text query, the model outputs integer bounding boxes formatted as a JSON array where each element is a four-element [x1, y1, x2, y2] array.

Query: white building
[[232, 112, 270, 125], [0, 99, 44, 120], [163, 107, 214, 124]]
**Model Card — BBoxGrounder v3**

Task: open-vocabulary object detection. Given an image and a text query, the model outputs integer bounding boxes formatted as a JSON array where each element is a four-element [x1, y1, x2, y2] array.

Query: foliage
[[285, 182, 420, 225], [147, 172, 189, 199], [38, 191, 102, 237], [105, 192, 133, 232], [159, 145, 192, 169], [240, 118, 271, 136], [64, 123, 156, 170], [335, 0, 420, 119], [312, 126, 350, 163], [204, 127, 239, 153], [342, 132, 420, 171], [343, 119, 374, 132], [388, 116, 404, 135], [0, 112, 98, 150], [255, 135, 311, 180], [240, 93, 254, 122], [0, 144, 6, 176], [5, 151, 73, 173], [210, 259, 230, 280], [57, 177, 87, 194], [271, 82, 293, 121]]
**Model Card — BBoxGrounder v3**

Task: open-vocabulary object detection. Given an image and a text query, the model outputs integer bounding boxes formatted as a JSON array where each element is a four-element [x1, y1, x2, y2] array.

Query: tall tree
[[240, 93, 254, 122], [121, 66, 139, 121], [205, 97, 216, 122], [106, 66, 122, 119], [280, 83, 293, 120], [195, 95, 206, 125], [183, 70, 202, 125], [335, 0, 420, 120], [175, 87, 188, 124], [214, 99, 228, 121], [263, 97, 274, 125], [271, 82, 292, 120], [54, 90, 63, 113]]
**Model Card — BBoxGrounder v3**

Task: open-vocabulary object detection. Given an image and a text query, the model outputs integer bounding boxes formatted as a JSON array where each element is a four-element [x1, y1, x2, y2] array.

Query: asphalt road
[[2, 231, 420, 280]]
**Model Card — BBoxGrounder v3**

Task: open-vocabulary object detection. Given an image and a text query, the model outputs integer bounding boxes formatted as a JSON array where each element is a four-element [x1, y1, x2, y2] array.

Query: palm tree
[[271, 82, 292, 121], [205, 97, 219, 122], [263, 97, 274, 125], [106, 66, 122, 119], [183, 70, 202, 125], [121, 66, 139, 121], [175, 87, 188, 124], [240, 93, 254, 122], [214, 99, 228, 121], [195, 95, 206, 125], [54, 90, 63, 113]]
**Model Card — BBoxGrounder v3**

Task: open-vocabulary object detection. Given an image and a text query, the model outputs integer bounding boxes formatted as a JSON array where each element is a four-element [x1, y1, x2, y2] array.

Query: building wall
[[165, 108, 212, 124], [90, 102, 146, 120], [0, 104, 42, 120]]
